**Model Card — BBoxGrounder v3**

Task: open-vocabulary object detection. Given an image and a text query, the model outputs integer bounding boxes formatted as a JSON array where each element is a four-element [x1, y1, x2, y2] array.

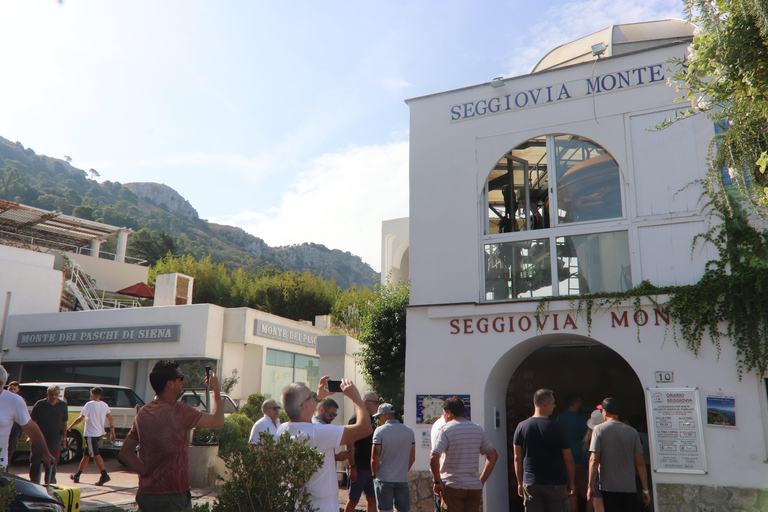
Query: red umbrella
[[116, 282, 155, 299]]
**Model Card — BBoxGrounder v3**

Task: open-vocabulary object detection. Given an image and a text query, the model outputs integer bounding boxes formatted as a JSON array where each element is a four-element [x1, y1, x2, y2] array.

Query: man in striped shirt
[[430, 396, 498, 512]]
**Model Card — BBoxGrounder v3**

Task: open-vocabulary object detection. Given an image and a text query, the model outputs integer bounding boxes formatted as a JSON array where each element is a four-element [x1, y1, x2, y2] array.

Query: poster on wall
[[646, 387, 707, 474], [706, 393, 736, 428], [416, 394, 471, 424]]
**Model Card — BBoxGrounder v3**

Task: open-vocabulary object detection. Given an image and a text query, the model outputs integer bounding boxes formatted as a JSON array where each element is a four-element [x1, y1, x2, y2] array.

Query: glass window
[[64, 388, 91, 406], [485, 238, 552, 300], [263, 349, 319, 401], [487, 137, 549, 234], [554, 135, 622, 224], [556, 232, 631, 295], [483, 134, 628, 301]]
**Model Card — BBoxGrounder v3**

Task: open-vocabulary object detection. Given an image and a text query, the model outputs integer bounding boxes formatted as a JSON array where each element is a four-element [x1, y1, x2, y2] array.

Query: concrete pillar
[[115, 229, 129, 263], [90, 239, 102, 258]]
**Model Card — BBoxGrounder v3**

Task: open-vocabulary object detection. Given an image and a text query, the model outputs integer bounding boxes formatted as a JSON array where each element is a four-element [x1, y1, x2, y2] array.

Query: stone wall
[[657, 483, 768, 512]]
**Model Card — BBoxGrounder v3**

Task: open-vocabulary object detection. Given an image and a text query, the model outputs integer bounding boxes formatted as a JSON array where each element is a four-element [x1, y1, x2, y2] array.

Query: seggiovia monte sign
[[450, 62, 671, 121]]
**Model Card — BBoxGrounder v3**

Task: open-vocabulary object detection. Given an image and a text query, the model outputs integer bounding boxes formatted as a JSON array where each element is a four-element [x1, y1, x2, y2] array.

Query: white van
[[16, 383, 145, 464]]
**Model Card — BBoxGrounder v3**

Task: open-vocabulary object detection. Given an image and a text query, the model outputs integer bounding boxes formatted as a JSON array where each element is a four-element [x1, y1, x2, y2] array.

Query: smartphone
[[205, 365, 212, 383], [327, 380, 343, 392]]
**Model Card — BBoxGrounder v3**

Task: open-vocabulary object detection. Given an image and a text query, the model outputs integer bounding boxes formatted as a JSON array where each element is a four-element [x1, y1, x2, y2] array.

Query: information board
[[646, 387, 707, 474]]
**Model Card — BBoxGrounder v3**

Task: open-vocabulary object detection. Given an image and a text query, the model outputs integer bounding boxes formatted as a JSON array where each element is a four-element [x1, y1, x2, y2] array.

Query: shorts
[[521, 483, 569, 512], [374, 480, 410, 512], [84, 437, 101, 458], [136, 491, 192, 512], [348, 468, 375, 501]]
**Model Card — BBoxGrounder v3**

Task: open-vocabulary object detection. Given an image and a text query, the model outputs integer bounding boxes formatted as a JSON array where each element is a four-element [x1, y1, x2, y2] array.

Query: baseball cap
[[373, 403, 395, 417]]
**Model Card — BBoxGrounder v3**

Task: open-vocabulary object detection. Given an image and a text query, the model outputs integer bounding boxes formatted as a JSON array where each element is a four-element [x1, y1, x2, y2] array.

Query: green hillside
[[0, 135, 378, 290]]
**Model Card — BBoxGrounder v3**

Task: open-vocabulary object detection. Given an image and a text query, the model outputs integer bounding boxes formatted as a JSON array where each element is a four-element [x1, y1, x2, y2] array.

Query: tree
[[672, 0, 768, 211], [357, 280, 409, 412], [130, 229, 180, 265]]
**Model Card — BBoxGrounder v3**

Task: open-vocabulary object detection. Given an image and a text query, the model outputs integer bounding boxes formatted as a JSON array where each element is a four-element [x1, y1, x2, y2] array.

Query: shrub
[[212, 432, 323, 512]]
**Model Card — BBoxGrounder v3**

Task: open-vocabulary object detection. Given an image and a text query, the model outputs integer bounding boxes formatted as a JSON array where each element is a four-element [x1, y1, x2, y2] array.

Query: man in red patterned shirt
[[119, 361, 225, 512]]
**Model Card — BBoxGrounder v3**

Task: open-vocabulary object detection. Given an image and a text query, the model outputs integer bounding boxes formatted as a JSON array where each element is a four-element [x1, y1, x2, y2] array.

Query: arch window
[[484, 134, 630, 300]]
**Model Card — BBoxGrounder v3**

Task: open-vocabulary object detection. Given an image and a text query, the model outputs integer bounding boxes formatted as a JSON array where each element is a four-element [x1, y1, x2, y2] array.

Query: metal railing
[[67, 263, 104, 310]]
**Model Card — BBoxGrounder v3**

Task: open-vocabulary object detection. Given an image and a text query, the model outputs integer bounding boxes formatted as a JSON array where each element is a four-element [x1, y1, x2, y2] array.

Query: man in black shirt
[[344, 391, 380, 512], [29, 385, 68, 485]]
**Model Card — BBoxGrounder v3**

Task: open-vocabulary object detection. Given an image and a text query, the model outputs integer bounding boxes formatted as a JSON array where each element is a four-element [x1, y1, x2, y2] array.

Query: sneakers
[[70, 473, 79, 483], [95, 473, 111, 486]]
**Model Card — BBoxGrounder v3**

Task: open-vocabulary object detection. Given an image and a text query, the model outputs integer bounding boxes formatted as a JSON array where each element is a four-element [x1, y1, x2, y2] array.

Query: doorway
[[505, 342, 651, 512]]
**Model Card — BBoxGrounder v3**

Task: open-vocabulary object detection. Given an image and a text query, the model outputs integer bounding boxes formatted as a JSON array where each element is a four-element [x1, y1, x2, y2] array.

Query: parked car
[[0, 472, 66, 512], [14, 383, 145, 464], [179, 389, 238, 416]]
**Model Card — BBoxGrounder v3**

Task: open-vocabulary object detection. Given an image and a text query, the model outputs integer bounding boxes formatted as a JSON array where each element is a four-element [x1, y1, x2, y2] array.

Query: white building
[[389, 20, 767, 511], [0, 202, 365, 423]]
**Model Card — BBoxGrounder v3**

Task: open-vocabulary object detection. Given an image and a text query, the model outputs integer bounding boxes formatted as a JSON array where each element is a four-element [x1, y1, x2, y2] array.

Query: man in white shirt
[[249, 399, 282, 447], [0, 365, 55, 470], [68, 386, 116, 486], [277, 376, 373, 512]]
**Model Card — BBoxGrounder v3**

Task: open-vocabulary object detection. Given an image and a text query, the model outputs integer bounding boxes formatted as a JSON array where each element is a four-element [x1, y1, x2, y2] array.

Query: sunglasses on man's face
[[175, 374, 184, 381], [328, 412, 338, 419]]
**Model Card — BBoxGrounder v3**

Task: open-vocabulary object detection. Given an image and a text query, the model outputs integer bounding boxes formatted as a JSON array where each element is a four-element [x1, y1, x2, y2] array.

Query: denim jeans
[[374, 479, 410, 511]]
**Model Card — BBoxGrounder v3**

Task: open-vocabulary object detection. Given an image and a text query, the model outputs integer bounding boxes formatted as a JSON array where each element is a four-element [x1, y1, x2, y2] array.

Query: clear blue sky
[[0, 0, 683, 271]]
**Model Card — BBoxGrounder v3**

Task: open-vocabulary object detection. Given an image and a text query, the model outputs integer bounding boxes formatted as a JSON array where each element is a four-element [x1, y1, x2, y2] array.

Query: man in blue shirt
[[513, 389, 575, 512]]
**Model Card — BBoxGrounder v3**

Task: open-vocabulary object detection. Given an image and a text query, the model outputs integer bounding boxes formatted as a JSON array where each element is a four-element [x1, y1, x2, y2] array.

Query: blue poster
[[416, 394, 471, 424], [706, 394, 736, 427]]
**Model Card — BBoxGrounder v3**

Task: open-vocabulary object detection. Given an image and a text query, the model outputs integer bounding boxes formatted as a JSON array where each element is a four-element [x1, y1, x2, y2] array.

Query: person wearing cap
[[587, 398, 650, 512], [371, 403, 415, 512], [430, 396, 498, 512], [249, 398, 282, 447], [513, 389, 575, 512]]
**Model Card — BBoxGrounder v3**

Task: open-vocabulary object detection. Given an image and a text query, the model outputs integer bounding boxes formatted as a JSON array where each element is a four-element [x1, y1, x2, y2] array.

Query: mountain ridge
[[0, 135, 378, 290]]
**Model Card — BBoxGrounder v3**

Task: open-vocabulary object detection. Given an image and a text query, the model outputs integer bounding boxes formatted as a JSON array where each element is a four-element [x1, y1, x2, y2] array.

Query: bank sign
[[17, 325, 181, 347], [254, 320, 317, 347], [450, 62, 672, 121]]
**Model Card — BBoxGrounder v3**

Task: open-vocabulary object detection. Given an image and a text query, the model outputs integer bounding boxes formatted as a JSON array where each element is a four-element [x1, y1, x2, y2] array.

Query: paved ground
[[7, 452, 218, 511], [8, 453, 361, 511]]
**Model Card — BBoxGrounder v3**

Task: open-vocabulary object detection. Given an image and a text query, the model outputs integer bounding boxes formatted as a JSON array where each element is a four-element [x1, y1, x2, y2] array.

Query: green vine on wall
[[536, 176, 768, 380]]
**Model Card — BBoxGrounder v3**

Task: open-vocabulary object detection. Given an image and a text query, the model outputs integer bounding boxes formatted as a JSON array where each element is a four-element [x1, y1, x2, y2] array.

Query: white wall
[[0, 245, 62, 322], [404, 298, 768, 504], [406, 43, 713, 306], [381, 217, 410, 285], [67, 252, 149, 293]]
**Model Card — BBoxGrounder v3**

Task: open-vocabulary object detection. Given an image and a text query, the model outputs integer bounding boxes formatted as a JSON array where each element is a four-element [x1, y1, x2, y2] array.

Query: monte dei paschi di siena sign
[[17, 325, 181, 347], [450, 62, 673, 121]]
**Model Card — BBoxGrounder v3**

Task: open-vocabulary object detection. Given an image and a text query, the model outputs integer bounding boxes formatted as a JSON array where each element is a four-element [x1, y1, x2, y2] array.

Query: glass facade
[[262, 349, 320, 400], [484, 134, 630, 300]]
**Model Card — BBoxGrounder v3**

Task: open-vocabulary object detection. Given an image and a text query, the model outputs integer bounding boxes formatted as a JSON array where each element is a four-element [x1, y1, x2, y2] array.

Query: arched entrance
[[491, 335, 650, 512]]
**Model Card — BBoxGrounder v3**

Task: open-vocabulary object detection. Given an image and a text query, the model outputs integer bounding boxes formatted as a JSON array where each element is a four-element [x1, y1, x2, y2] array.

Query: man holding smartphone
[[119, 360, 225, 512], [277, 376, 372, 512]]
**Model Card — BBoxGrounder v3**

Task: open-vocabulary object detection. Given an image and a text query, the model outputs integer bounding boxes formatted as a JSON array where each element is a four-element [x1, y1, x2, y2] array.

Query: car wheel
[[59, 433, 82, 464]]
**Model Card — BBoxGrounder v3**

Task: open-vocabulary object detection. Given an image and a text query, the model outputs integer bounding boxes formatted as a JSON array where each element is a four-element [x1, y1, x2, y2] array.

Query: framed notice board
[[646, 387, 707, 474]]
